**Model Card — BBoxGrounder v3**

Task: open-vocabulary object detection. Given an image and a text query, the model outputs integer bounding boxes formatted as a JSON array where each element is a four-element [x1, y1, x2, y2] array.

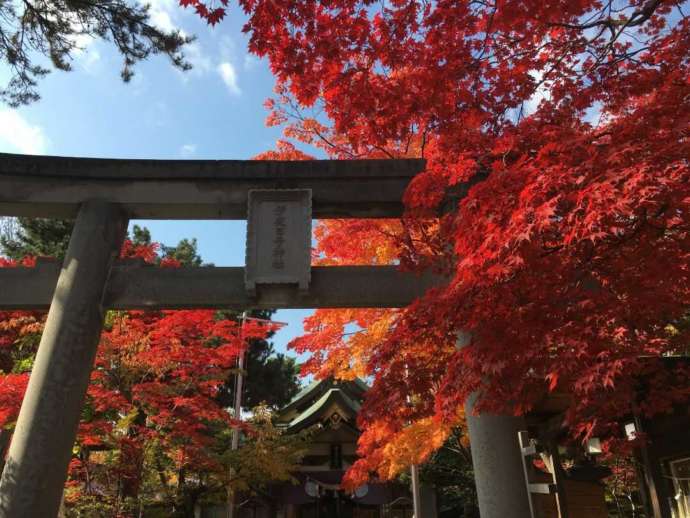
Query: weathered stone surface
[[465, 395, 532, 518], [0, 264, 443, 310], [0, 152, 424, 179], [245, 189, 312, 294], [0, 201, 128, 518], [0, 153, 425, 219]]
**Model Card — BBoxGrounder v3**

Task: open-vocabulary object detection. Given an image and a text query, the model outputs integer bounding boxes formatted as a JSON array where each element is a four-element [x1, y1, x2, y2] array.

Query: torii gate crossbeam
[[0, 153, 530, 518], [0, 153, 434, 517], [0, 152, 422, 219]]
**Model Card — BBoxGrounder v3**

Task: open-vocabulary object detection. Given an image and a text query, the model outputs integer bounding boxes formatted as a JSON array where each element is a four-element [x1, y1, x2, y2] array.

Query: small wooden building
[[525, 357, 690, 518], [629, 385, 690, 517], [201, 378, 437, 518], [269, 378, 436, 518]]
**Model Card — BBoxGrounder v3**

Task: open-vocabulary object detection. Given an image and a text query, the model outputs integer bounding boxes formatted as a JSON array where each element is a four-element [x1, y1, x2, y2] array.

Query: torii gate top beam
[[0, 153, 440, 310], [0, 154, 437, 518], [0, 153, 425, 219]]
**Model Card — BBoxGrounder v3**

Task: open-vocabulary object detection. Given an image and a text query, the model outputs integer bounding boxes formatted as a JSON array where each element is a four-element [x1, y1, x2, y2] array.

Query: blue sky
[[0, 1, 319, 364]]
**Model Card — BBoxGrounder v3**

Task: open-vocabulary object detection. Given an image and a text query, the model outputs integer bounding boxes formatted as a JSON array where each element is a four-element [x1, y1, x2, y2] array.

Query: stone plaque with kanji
[[245, 189, 312, 294]]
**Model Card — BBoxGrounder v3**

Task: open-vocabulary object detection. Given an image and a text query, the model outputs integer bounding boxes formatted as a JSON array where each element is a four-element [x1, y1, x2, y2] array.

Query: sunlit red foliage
[[178, 0, 229, 25], [0, 242, 276, 507], [252, 139, 314, 161], [0, 257, 42, 427], [207, 0, 690, 486]]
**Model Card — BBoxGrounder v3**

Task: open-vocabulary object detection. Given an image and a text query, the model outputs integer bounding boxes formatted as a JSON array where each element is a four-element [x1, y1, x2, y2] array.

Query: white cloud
[[70, 32, 96, 56], [64, 18, 99, 68], [179, 144, 197, 157], [0, 110, 49, 155], [147, 0, 178, 33], [150, 9, 175, 33], [217, 62, 241, 96]]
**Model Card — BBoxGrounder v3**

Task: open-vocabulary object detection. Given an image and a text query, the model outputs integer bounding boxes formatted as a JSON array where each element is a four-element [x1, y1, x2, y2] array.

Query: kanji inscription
[[245, 189, 312, 295]]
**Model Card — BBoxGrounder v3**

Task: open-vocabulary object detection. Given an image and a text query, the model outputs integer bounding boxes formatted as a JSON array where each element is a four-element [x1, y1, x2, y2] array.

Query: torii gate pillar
[[0, 201, 128, 517], [465, 398, 532, 518], [458, 334, 532, 518]]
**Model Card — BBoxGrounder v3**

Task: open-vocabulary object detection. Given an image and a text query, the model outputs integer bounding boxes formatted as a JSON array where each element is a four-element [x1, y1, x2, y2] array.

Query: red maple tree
[[0, 244, 275, 513], [184, 0, 690, 484]]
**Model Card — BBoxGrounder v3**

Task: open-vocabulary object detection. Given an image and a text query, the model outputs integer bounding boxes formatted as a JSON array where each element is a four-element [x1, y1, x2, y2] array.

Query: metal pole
[[228, 311, 248, 518], [0, 201, 127, 517], [410, 463, 423, 518], [404, 361, 423, 518], [232, 329, 246, 452], [226, 314, 285, 518]]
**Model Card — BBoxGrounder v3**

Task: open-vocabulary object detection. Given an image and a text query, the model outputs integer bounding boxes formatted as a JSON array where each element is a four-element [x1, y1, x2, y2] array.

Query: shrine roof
[[279, 377, 369, 417], [285, 388, 362, 433]]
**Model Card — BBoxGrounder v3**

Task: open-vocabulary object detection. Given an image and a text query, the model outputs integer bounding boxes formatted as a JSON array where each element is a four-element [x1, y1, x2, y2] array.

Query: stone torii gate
[[0, 153, 530, 518]]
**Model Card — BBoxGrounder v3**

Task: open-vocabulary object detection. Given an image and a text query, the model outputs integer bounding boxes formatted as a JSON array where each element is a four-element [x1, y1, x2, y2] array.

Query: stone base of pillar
[[466, 404, 532, 518]]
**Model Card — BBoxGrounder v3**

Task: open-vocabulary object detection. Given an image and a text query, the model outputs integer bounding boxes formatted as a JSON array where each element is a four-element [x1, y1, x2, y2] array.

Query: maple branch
[[372, 143, 396, 159], [546, 0, 663, 32], [476, 2, 498, 63], [420, 127, 428, 158], [284, 100, 359, 158], [403, 132, 413, 157]]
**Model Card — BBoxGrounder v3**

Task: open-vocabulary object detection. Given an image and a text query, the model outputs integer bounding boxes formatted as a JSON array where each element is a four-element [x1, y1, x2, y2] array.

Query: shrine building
[[201, 378, 438, 518]]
